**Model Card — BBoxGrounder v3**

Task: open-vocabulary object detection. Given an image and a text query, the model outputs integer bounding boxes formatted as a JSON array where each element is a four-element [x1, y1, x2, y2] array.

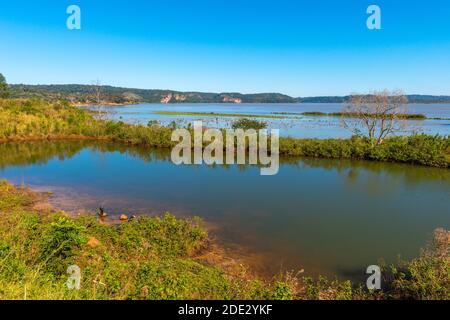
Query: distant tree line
[[3, 80, 450, 104], [7, 84, 296, 104]]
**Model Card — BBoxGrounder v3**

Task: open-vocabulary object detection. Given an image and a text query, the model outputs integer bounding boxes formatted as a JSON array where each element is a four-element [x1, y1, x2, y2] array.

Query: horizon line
[[9, 83, 450, 98]]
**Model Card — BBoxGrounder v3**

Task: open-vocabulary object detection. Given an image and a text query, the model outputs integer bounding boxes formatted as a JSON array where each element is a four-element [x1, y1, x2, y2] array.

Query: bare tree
[[342, 90, 409, 145], [91, 79, 102, 105], [91, 79, 105, 118]]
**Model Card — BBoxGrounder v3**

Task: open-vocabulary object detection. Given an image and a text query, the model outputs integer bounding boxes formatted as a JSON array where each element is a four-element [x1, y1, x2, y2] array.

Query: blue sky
[[1, 0, 450, 96]]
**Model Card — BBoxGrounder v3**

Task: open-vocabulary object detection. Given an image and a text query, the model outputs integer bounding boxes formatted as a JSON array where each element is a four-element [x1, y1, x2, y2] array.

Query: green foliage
[[231, 118, 268, 130], [133, 259, 232, 300], [39, 216, 86, 275], [0, 73, 9, 99], [8, 84, 296, 104], [154, 111, 284, 119], [147, 120, 159, 127], [300, 111, 427, 120], [271, 281, 294, 300], [279, 135, 450, 168], [0, 99, 448, 168], [0, 181, 448, 300], [0, 99, 175, 149], [389, 228, 449, 300], [302, 276, 355, 300]]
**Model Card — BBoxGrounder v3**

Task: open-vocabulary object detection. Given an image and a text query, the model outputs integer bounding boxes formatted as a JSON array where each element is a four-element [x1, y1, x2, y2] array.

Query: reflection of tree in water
[[299, 157, 450, 189], [1, 141, 448, 188], [0, 141, 173, 169]]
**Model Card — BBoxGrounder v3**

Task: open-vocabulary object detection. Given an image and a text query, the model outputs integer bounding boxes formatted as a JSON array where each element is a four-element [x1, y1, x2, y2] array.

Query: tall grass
[[0, 99, 449, 168]]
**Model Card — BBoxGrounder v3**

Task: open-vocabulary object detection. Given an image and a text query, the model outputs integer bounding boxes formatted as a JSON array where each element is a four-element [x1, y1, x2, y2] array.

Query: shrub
[[389, 228, 449, 300], [231, 118, 267, 130], [39, 216, 86, 275]]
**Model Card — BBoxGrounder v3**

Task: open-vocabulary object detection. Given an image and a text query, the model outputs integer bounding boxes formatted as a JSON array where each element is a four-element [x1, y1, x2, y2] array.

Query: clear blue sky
[[1, 0, 450, 96]]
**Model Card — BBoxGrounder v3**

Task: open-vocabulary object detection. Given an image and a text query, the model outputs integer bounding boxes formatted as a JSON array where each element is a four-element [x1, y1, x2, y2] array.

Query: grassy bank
[[0, 181, 448, 300], [0, 180, 285, 299], [0, 99, 449, 168], [273, 111, 428, 120], [153, 111, 287, 119]]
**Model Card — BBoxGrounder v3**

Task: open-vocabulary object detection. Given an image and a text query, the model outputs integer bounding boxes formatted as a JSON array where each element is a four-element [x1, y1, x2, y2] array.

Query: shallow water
[[95, 103, 450, 138], [1, 141, 449, 280]]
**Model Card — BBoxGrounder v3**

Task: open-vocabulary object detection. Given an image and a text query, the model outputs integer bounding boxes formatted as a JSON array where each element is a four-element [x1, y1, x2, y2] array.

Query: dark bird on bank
[[98, 207, 107, 218]]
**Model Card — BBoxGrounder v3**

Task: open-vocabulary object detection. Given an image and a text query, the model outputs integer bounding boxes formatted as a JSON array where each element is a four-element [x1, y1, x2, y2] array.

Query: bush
[[389, 228, 449, 300], [39, 216, 86, 275], [231, 118, 267, 130]]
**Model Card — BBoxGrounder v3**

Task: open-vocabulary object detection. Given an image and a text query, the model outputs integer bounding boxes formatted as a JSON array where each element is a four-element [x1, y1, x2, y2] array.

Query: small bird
[[98, 207, 107, 218], [129, 215, 137, 222]]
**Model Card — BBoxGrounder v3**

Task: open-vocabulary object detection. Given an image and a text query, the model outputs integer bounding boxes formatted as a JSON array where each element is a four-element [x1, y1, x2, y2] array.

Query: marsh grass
[[152, 111, 287, 119], [273, 111, 427, 120], [0, 99, 448, 168]]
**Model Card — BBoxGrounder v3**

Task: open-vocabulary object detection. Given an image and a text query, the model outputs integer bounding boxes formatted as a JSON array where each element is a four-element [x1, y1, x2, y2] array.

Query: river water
[[1, 141, 448, 280]]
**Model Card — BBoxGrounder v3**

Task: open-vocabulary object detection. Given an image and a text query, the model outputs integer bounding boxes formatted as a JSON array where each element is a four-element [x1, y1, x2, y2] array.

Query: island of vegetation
[[152, 111, 287, 119]]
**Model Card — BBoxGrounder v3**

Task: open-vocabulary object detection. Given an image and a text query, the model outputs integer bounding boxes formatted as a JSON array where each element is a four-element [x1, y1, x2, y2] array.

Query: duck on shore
[[98, 207, 107, 218]]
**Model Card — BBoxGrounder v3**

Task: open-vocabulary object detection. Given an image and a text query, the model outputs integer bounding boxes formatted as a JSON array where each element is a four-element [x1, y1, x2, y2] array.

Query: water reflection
[[0, 141, 449, 279]]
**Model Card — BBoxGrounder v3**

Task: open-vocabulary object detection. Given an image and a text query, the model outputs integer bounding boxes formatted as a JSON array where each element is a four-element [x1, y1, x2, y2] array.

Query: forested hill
[[9, 84, 296, 104], [9, 84, 450, 104]]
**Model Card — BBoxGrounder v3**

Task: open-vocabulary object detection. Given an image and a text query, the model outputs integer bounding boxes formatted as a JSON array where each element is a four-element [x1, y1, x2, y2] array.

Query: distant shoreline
[[9, 84, 450, 105]]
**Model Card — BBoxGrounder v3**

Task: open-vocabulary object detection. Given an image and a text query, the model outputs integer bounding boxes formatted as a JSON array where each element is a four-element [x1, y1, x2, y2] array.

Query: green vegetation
[[0, 73, 9, 99], [9, 84, 296, 104], [8, 84, 450, 104], [389, 228, 449, 300], [298, 94, 450, 104], [327, 111, 426, 120], [231, 118, 268, 130], [153, 111, 286, 119], [0, 180, 351, 300], [0, 99, 449, 168], [279, 135, 450, 168], [273, 111, 427, 120], [0, 99, 174, 149], [0, 181, 447, 300]]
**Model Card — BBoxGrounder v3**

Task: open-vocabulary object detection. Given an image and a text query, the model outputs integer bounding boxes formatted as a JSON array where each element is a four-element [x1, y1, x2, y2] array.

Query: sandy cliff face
[[160, 94, 173, 104], [222, 96, 242, 103]]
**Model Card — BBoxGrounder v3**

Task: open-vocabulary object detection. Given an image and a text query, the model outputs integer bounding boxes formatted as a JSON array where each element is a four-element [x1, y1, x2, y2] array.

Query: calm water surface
[[1, 141, 449, 280], [96, 103, 450, 138]]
